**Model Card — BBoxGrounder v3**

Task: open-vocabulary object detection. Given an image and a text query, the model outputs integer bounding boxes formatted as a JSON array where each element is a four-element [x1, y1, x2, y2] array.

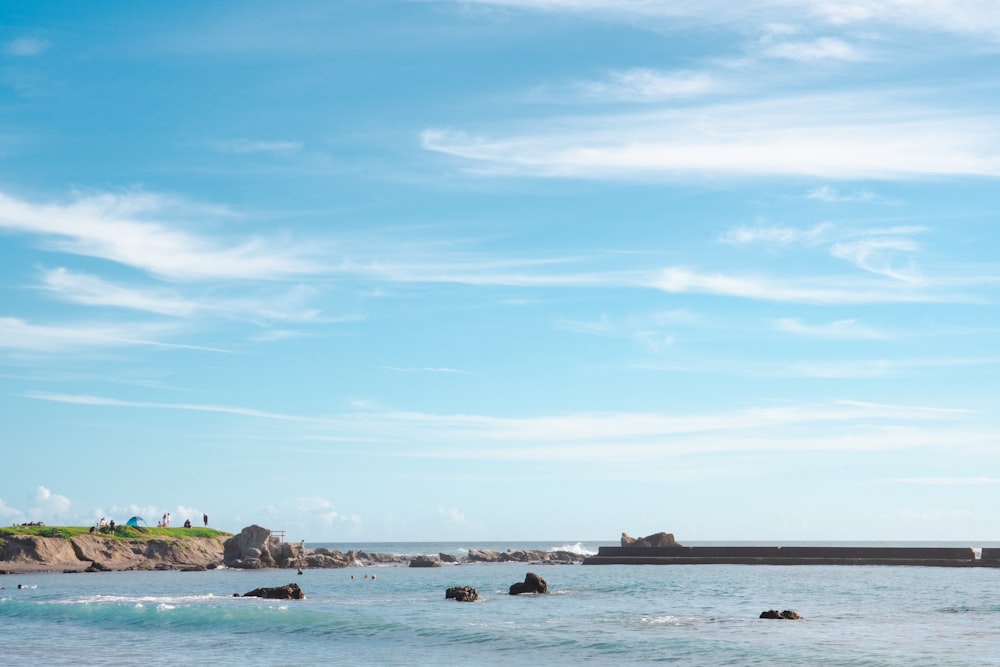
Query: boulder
[[760, 609, 802, 620], [509, 572, 548, 595], [445, 586, 479, 602], [620, 532, 679, 548], [409, 555, 441, 568], [223, 525, 280, 569], [467, 548, 501, 562], [242, 583, 305, 600], [438, 553, 460, 563]]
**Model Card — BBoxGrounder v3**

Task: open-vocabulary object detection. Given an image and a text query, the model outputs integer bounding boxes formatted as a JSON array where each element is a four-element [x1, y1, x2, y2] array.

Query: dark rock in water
[[409, 555, 441, 568], [242, 583, 305, 600], [445, 586, 479, 602], [760, 609, 802, 620], [86, 561, 111, 572], [438, 552, 459, 563], [509, 572, 548, 595], [181, 564, 207, 572], [620, 531, 679, 548]]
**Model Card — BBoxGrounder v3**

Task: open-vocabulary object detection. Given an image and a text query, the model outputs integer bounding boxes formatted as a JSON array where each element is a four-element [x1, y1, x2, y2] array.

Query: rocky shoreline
[[0, 524, 586, 574]]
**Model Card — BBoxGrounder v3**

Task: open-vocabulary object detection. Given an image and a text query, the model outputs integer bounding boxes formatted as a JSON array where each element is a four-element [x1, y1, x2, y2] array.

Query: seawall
[[583, 545, 1000, 567]]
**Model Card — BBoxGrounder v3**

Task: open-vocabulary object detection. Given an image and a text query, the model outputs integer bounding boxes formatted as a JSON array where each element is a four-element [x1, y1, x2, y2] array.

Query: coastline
[[6, 525, 1000, 575]]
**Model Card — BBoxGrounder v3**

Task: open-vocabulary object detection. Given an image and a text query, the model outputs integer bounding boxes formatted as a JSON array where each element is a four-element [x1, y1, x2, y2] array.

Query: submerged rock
[[760, 609, 802, 620], [509, 572, 548, 595], [242, 583, 305, 600]]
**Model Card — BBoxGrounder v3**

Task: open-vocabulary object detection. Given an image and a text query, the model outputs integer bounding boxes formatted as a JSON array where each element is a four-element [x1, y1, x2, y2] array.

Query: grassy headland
[[1, 525, 232, 541]]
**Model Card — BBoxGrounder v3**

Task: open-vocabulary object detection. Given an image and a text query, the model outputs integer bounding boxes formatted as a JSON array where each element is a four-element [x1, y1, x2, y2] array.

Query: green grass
[[1, 525, 232, 541]]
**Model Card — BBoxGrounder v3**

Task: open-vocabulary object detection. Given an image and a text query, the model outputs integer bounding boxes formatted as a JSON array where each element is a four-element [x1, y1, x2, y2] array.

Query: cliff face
[[0, 534, 226, 573]]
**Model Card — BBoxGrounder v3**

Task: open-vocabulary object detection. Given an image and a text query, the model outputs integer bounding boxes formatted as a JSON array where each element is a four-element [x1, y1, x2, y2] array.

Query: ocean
[[4, 541, 1000, 666]]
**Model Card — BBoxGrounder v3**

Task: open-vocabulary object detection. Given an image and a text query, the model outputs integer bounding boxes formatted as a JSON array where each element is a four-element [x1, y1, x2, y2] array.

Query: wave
[[549, 542, 597, 556]]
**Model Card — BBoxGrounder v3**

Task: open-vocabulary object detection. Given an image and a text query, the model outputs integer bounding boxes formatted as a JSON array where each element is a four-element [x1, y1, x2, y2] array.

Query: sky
[[1, 0, 999, 543]]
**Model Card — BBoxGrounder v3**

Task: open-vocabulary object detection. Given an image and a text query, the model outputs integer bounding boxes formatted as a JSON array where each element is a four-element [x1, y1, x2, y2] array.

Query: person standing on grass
[[203, 513, 208, 527]]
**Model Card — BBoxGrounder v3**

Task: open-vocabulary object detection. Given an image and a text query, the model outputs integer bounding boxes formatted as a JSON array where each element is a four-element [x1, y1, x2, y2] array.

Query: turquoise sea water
[[4, 541, 1000, 666]]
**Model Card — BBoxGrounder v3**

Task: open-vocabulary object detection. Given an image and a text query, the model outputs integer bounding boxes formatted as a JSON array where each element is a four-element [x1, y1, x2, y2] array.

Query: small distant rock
[[760, 609, 802, 620], [409, 555, 441, 568], [438, 553, 459, 563], [445, 586, 479, 602], [242, 583, 305, 600], [509, 572, 548, 595]]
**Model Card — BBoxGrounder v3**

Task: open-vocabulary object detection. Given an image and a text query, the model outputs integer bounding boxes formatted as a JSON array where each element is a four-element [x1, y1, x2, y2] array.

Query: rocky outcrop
[[242, 583, 305, 600], [466, 548, 584, 564], [0, 533, 225, 573], [409, 555, 441, 568], [223, 525, 304, 569], [760, 609, 802, 620], [620, 532, 679, 548], [467, 548, 502, 562], [2, 523, 588, 574], [445, 586, 479, 602], [509, 572, 548, 595]]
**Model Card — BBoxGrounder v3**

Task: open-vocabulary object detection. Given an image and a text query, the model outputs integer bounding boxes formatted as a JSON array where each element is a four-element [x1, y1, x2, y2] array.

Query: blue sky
[[2, 0, 999, 542]]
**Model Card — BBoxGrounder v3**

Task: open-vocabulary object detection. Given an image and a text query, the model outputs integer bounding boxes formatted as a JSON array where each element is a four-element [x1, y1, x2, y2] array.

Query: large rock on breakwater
[[620, 532, 679, 548]]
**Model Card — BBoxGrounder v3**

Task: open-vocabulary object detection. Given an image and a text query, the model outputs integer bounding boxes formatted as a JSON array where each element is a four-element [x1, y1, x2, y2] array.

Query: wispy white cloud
[[0, 190, 324, 281], [557, 310, 700, 351], [451, 0, 1000, 43], [208, 138, 303, 154], [774, 317, 890, 340], [380, 366, 468, 374], [830, 236, 921, 281], [4, 37, 51, 56], [422, 95, 1000, 180], [651, 267, 942, 304], [720, 222, 834, 246], [22, 391, 978, 461], [22, 391, 314, 422], [883, 476, 1000, 485], [576, 68, 716, 101], [805, 185, 883, 202], [762, 37, 864, 62], [249, 329, 311, 343], [788, 357, 998, 379], [0, 317, 228, 353], [722, 222, 932, 284], [40, 267, 201, 317]]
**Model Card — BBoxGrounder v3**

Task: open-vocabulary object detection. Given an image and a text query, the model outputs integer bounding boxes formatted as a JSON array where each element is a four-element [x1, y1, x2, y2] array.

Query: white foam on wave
[[57, 593, 222, 606], [550, 542, 597, 556], [156, 603, 176, 612], [641, 615, 683, 625]]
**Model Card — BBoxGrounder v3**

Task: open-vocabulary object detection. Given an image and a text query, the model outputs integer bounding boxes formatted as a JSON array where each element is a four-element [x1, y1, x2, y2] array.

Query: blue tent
[[125, 516, 147, 527]]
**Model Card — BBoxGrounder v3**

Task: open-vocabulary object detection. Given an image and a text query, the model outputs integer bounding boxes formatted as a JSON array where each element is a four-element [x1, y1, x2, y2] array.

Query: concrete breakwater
[[584, 545, 1000, 567]]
